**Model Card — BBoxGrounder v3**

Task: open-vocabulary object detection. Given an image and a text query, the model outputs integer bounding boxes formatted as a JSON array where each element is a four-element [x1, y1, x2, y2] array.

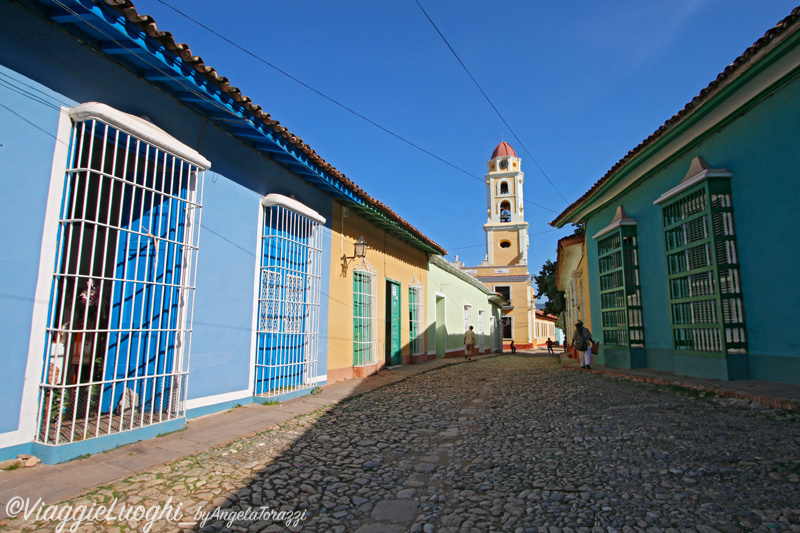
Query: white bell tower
[[484, 141, 529, 266]]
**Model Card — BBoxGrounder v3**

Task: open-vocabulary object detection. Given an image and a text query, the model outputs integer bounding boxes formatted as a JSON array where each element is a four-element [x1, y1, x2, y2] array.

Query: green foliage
[[533, 259, 566, 319]]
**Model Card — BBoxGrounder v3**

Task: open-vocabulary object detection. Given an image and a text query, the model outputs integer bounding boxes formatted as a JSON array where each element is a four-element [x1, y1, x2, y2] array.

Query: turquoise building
[[552, 8, 800, 384]]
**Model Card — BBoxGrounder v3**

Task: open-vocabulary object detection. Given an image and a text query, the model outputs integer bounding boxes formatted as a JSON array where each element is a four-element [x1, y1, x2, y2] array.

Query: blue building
[[552, 8, 800, 384], [0, 0, 444, 463]]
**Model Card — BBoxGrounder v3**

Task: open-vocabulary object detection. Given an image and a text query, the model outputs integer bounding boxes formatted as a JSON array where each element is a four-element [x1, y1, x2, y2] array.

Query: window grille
[[38, 105, 207, 445], [657, 170, 746, 354], [409, 277, 424, 356], [463, 304, 472, 331], [254, 197, 324, 397], [596, 225, 645, 348], [353, 260, 377, 367]]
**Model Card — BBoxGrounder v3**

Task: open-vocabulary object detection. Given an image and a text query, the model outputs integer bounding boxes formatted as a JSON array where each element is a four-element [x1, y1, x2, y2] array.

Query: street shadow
[[183, 352, 515, 532]]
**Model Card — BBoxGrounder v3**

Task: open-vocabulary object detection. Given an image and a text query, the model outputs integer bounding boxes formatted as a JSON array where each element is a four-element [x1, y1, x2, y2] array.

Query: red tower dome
[[491, 141, 517, 159]]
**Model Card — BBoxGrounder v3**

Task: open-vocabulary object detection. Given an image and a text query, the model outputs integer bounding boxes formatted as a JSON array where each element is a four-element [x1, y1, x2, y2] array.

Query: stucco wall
[[583, 72, 800, 382], [491, 229, 522, 265], [426, 260, 501, 357], [0, 0, 334, 457], [326, 202, 429, 381]]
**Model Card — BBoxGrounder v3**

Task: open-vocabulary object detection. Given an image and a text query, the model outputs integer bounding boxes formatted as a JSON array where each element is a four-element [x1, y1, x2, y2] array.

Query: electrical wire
[[17, 0, 563, 216], [447, 228, 563, 252], [151, 0, 562, 215], [413, 0, 570, 206], [154, 0, 478, 181]]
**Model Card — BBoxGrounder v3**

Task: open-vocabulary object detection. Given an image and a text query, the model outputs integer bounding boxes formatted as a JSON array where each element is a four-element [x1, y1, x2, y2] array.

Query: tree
[[533, 259, 566, 323]]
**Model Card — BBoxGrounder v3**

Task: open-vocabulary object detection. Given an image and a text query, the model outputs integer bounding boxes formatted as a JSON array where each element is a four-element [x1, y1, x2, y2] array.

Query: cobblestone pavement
[[5, 354, 800, 533]]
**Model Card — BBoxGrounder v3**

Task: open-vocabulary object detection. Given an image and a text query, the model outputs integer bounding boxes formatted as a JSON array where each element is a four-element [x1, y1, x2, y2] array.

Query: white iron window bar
[[409, 276, 424, 356], [478, 309, 485, 351], [353, 259, 378, 367], [38, 103, 208, 445], [254, 195, 324, 397]]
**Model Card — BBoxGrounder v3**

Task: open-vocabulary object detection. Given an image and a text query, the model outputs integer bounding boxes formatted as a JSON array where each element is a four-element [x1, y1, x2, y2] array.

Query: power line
[[40, 0, 563, 217], [152, 0, 565, 216], [149, 0, 567, 215], [413, 0, 570, 206], [154, 0, 478, 181]]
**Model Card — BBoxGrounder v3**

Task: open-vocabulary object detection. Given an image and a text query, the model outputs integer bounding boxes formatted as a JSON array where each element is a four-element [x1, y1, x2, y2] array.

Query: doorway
[[385, 280, 401, 366], [435, 294, 446, 358]]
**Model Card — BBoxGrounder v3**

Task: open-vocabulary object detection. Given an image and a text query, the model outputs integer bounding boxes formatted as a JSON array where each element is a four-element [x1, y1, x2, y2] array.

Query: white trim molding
[[69, 102, 211, 169]]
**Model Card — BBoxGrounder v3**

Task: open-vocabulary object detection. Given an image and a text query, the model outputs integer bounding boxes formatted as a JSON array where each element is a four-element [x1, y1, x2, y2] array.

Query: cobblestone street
[[5, 354, 800, 532]]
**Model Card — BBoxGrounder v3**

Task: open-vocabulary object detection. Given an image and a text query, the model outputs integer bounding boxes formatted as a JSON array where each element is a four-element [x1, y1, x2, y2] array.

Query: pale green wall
[[426, 260, 502, 356]]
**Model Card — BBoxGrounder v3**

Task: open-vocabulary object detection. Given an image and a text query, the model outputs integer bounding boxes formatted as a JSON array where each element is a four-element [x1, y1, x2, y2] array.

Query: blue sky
[[131, 0, 797, 280]]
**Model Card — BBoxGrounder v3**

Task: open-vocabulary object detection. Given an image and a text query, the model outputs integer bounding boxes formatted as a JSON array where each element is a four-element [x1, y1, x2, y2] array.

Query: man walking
[[572, 320, 593, 369], [464, 326, 476, 361]]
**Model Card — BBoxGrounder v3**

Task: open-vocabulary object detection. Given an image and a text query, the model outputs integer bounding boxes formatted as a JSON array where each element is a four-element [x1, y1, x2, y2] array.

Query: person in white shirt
[[572, 320, 593, 369]]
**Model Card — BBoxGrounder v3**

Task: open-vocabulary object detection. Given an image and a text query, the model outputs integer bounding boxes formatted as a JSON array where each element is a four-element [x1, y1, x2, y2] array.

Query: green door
[[386, 280, 402, 366]]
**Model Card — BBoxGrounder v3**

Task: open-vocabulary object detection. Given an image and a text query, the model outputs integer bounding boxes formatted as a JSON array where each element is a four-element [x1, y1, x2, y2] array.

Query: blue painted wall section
[[0, 0, 340, 462], [0, 66, 70, 435]]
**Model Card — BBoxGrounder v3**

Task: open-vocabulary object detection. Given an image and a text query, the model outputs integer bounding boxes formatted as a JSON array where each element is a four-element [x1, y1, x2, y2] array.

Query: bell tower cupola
[[484, 141, 529, 266]]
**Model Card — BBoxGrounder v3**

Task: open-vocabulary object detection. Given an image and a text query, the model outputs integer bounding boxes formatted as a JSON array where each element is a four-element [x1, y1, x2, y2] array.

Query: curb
[[563, 365, 800, 411]]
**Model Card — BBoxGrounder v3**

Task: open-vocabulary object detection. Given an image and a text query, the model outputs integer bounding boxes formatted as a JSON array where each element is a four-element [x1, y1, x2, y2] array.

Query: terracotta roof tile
[[98, 0, 446, 255]]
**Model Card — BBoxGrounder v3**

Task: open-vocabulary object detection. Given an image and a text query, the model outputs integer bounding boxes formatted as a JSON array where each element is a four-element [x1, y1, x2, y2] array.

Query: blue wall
[[584, 72, 800, 382], [0, 0, 334, 457], [0, 66, 75, 433]]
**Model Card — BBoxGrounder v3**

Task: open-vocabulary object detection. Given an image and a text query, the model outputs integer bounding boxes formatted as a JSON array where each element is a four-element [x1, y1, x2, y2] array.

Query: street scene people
[[572, 320, 593, 369], [463, 325, 476, 361], [546, 337, 555, 354]]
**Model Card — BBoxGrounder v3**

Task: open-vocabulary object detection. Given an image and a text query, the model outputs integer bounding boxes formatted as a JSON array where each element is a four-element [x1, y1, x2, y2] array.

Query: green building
[[552, 8, 800, 383]]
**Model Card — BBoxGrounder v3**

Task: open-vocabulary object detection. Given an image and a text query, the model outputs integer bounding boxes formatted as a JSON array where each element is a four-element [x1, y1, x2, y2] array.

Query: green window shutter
[[658, 173, 746, 355], [353, 272, 366, 366], [597, 225, 645, 347]]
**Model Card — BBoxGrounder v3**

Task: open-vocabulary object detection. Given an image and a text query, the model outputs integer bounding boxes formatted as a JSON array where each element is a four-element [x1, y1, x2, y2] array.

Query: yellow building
[[556, 233, 592, 359], [327, 201, 442, 382], [460, 141, 537, 349], [534, 310, 559, 348]]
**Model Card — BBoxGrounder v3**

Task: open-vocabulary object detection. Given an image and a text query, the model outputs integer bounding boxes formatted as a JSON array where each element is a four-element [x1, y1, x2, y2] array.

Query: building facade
[[556, 233, 592, 359], [326, 202, 437, 381], [0, 0, 447, 462], [428, 257, 505, 359], [461, 142, 536, 348], [551, 7, 800, 383]]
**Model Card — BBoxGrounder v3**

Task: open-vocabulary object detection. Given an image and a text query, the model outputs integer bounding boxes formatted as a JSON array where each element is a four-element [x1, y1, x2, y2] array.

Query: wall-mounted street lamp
[[341, 236, 368, 273]]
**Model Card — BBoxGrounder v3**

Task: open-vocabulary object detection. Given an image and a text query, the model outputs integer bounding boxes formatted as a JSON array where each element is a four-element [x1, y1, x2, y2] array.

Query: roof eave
[[550, 8, 800, 228], [39, 0, 445, 255]]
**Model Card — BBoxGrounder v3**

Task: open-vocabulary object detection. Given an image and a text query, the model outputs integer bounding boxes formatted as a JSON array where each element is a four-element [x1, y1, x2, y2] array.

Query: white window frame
[[253, 194, 325, 398], [37, 103, 208, 446], [409, 276, 424, 356], [463, 304, 472, 332], [353, 259, 378, 367], [501, 316, 514, 340], [478, 309, 485, 351], [494, 285, 511, 304]]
